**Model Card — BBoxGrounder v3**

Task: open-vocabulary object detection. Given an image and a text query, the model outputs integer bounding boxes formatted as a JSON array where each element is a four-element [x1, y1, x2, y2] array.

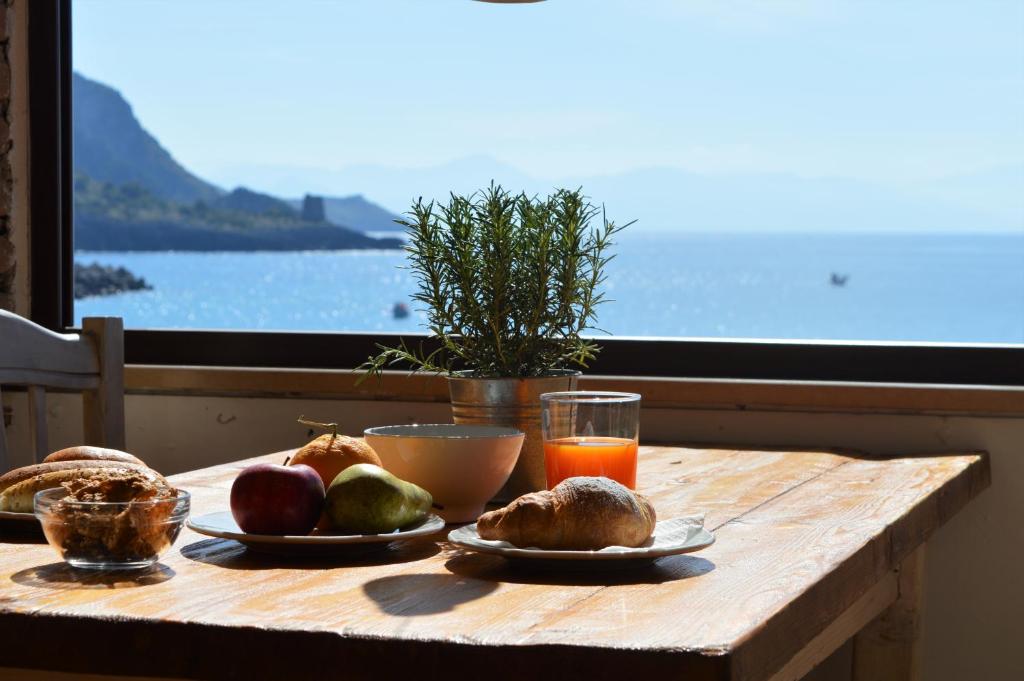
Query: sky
[[72, 1, 1024, 208]]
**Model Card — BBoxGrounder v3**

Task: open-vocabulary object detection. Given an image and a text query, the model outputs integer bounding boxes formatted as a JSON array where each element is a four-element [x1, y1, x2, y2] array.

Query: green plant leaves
[[358, 184, 633, 381]]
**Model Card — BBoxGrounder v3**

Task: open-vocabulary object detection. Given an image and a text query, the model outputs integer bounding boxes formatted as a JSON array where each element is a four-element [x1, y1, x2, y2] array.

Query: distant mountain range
[[72, 72, 403, 250], [213, 156, 1024, 234], [75, 70, 1022, 241]]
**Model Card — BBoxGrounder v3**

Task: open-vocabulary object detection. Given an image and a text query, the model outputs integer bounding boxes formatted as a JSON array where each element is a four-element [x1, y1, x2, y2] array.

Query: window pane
[[72, 1, 1024, 343]]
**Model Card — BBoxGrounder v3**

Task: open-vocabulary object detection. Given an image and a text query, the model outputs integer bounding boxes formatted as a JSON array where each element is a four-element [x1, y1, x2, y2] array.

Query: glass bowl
[[34, 487, 190, 570]]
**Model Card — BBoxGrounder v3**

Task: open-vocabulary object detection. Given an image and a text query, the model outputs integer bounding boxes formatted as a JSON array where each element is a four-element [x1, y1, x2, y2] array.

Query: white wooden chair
[[0, 311, 125, 471]]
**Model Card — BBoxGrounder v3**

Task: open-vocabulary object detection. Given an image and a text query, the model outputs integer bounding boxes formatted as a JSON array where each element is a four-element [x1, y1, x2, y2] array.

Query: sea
[[74, 231, 1024, 344]]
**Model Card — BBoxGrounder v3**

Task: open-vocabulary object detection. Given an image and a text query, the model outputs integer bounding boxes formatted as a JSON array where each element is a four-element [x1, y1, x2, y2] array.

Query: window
[[28, 1, 1024, 384]]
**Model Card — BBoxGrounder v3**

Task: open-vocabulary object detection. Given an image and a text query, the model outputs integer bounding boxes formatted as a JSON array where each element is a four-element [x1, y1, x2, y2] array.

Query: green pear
[[325, 463, 432, 534]]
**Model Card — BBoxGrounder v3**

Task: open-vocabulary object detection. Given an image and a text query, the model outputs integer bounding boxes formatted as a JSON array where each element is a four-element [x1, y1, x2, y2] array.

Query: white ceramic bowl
[[364, 424, 524, 523]]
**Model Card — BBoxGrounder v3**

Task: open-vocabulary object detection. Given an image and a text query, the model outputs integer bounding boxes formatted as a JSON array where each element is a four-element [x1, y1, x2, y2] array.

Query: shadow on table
[[444, 550, 715, 587], [363, 573, 499, 616], [10, 562, 175, 589], [0, 523, 45, 543], [0, 532, 45, 545], [179, 537, 441, 570]]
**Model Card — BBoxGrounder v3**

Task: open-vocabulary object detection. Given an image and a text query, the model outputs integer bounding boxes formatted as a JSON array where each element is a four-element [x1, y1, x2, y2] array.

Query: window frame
[[28, 0, 1024, 386]]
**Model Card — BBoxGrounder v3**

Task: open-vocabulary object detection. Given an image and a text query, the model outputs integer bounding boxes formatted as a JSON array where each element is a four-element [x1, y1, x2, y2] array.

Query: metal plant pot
[[448, 369, 580, 501]]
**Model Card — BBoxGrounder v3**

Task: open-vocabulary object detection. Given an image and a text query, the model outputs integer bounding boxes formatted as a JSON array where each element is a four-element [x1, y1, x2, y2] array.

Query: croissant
[[477, 476, 656, 550]]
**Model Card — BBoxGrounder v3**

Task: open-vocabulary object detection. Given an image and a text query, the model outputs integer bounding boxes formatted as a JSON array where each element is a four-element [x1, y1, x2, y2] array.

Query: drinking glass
[[540, 391, 641, 489]]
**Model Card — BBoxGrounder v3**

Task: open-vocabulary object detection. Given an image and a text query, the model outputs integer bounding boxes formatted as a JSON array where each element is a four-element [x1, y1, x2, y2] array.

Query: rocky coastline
[[74, 262, 153, 299]]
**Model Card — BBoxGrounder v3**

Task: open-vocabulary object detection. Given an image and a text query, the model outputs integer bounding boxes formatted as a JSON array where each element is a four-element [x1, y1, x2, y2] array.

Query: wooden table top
[[0, 445, 988, 681]]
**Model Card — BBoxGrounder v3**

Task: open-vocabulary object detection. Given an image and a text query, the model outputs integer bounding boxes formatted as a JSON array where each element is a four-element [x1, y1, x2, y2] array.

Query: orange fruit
[[288, 433, 382, 489]]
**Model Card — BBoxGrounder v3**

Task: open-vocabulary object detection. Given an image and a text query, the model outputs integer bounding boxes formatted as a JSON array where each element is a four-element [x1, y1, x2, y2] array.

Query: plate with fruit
[[187, 417, 445, 555], [187, 511, 445, 556]]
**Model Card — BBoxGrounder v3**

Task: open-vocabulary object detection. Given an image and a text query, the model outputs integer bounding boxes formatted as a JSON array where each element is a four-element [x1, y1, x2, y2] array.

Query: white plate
[[187, 511, 446, 556], [447, 516, 714, 566]]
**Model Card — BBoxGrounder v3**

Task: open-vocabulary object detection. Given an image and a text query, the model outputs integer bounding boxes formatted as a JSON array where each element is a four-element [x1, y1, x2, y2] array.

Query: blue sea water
[[74, 232, 1024, 343]]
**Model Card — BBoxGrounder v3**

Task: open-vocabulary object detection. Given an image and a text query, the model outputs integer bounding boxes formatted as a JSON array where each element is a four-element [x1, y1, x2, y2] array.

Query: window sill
[[123, 366, 1024, 418]]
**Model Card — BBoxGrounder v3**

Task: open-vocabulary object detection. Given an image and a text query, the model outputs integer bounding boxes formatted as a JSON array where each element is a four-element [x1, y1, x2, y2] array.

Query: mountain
[[215, 155, 1023, 233], [75, 68, 1020, 235], [573, 167, 1020, 232], [74, 175, 402, 252], [217, 156, 538, 217], [211, 187, 298, 218], [71, 72, 402, 251], [902, 163, 1024, 228], [287, 194, 403, 232], [73, 72, 222, 204]]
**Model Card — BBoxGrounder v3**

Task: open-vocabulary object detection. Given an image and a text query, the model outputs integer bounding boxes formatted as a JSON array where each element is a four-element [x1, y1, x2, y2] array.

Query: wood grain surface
[[0, 445, 989, 681], [852, 547, 926, 681]]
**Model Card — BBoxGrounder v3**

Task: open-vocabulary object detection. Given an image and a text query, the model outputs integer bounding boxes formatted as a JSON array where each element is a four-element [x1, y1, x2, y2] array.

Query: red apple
[[230, 463, 325, 535]]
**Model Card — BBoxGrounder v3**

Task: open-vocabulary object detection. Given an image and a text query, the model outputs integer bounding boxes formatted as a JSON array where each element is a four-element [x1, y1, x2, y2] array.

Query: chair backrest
[[0, 311, 125, 471]]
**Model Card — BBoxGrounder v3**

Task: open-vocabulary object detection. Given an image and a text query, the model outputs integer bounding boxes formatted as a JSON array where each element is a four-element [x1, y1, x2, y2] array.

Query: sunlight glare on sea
[[74, 232, 1024, 344]]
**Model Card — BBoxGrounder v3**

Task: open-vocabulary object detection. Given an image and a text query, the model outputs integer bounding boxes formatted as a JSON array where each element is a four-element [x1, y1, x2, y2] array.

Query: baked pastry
[[0, 462, 167, 513], [477, 476, 657, 550], [44, 446, 144, 466]]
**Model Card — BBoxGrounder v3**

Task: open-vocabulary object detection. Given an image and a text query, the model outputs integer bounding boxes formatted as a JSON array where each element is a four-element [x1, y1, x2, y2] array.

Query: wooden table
[[0, 445, 988, 681]]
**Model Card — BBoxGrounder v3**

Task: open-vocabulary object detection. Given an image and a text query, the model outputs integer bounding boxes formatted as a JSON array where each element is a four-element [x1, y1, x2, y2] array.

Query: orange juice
[[543, 436, 638, 489]]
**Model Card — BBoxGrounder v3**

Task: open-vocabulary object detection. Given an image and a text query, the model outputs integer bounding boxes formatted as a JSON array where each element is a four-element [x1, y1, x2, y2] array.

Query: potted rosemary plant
[[361, 184, 630, 498]]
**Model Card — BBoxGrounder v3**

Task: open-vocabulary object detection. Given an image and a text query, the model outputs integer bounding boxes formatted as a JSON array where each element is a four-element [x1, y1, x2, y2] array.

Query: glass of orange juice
[[541, 391, 641, 489]]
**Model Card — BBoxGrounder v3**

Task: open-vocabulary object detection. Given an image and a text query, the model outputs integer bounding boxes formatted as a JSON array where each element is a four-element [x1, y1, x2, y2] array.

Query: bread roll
[[0, 459, 147, 494], [0, 461, 168, 513], [44, 446, 144, 466], [477, 476, 656, 550]]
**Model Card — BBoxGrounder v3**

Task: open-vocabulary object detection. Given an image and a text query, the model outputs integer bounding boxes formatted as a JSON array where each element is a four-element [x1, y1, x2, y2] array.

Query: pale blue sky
[[73, 0, 1023, 193]]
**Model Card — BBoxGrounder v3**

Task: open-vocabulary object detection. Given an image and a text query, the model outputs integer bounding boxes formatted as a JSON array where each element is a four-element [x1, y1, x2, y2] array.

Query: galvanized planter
[[448, 369, 580, 501]]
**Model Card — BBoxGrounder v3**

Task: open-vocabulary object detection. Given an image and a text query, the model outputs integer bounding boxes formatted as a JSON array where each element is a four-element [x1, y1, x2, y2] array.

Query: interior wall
[[0, 0, 17, 313], [1, 391, 1019, 681], [8, 0, 28, 317], [0, 0, 27, 317]]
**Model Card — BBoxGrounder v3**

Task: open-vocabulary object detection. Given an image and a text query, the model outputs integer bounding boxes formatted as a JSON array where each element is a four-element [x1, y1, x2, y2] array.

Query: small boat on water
[[830, 273, 849, 287], [392, 302, 410, 319]]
